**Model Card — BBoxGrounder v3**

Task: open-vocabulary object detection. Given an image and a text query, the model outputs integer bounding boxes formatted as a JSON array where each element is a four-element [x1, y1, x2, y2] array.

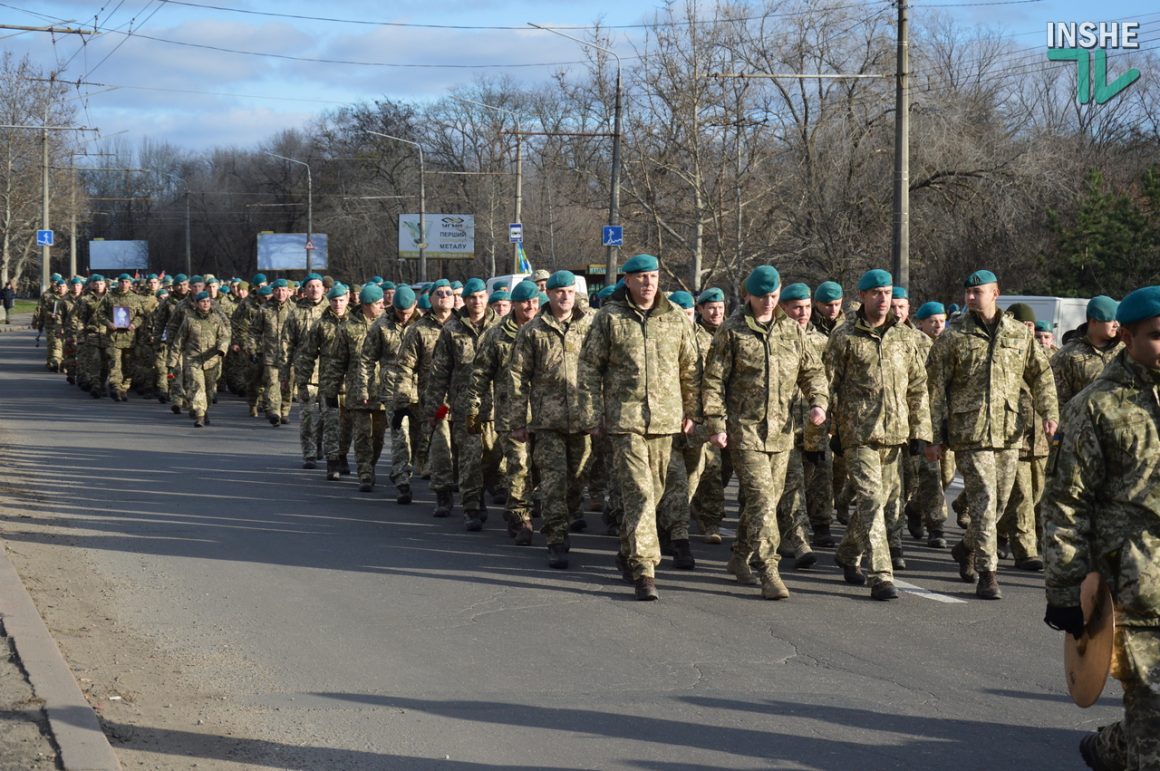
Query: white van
[[1000, 295, 1089, 336]]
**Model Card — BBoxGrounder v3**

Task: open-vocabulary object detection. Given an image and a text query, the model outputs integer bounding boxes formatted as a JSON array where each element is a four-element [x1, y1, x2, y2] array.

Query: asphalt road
[[0, 324, 1118, 770]]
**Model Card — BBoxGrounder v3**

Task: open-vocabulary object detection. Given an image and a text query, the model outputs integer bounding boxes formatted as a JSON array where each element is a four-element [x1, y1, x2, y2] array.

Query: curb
[[0, 545, 122, 771]]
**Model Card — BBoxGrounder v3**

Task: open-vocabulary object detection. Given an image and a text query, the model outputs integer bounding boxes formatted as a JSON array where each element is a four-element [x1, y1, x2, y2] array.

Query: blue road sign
[[602, 225, 623, 247], [509, 223, 523, 243], [36, 229, 54, 247]]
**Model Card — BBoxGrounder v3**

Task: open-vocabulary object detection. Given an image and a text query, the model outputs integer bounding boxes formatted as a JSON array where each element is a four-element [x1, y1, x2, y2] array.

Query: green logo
[[1046, 22, 1141, 105]]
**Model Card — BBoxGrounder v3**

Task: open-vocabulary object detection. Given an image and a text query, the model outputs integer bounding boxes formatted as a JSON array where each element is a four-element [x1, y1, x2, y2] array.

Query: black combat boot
[[396, 484, 412, 505], [890, 545, 907, 571], [951, 541, 976, 583], [326, 460, 341, 481], [811, 524, 835, 548], [433, 491, 452, 518], [547, 542, 569, 569], [671, 539, 695, 570]]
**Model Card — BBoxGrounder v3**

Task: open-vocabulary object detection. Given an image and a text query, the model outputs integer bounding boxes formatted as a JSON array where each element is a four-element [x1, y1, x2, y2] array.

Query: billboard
[[89, 240, 148, 270], [257, 233, 329, 271], [398, 214, 474, 259]]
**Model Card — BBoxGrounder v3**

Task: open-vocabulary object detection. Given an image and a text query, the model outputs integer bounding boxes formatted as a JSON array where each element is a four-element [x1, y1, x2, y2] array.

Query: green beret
[[531, 269, 551, 282], [430, 278, 451, 290], [537, 291, 550, 306], [70, 276, 85, 285], [417, 293, 432, 310], [965, 269, 998, 288], [622, 253, 659, 274], [891, 286, 908, 300], [1007, 303, 1036, 323], [669, 290, 694, 309], [1116, 286, 1160, 325], [914, 301, 945, 320], [193, 290, 210, 301], [745, 265, 781, 296], [51, 272, 63, 281], [173, 273, 188, 283], [489, 290, 510, 304], [252, 273, 267, 285], [596, 284, 617, 301], [359, 284, 384, 304], [780, 283, 811, 302], [547, 270, 576, 290], [511, 282, 538, 302], [814, 281, 843, 303], [89, 274, 105, 283], [697, 287, 725, 305], [327, 284, 348, 300], [1034, 320, 1052, 333], [304, 273, 323, 285], [205, 276, 220, 286], [190, 275, 204, 284], [393, 285, 417, 309], [370, 275, 383, 284], [949, 303, 961, 314], [450, 280, 464, 291], [154, 288, 168, 298], [462, 277, 487, 295], [271, 278, 289, 289], [381, 281, 396, 291], [1087, 295, 1118, 322], [858, 269, 892, 292], [51, 278, 65, 286], [257, 285, 273, 296], [146, 273, 158, 280]]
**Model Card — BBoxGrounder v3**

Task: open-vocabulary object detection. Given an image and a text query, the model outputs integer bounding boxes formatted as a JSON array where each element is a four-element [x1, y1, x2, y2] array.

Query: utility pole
[[891, 0, 910, 290]]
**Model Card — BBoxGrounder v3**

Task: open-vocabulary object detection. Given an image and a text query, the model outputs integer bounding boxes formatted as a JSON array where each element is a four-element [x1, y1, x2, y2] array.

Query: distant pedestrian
[[2, 279, 15, 324]]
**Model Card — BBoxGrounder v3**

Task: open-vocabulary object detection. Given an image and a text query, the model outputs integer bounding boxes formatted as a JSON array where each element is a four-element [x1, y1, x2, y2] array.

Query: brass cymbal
[[1064, 571, 1116, 708]]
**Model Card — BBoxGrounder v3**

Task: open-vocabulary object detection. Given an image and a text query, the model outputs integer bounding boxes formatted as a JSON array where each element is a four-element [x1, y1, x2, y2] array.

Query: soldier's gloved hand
[[802, 449, 825, 465], [391, 408, 407, 431], [1044, 605, 1085, 639], [829, 434, 844, 457], [466, 413, 482, 435], [907, 438, 925, 457]]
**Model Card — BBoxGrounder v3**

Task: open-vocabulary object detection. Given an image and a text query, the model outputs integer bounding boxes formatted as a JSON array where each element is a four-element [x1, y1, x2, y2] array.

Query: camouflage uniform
[[151, 292, 185, 399], [33, 287, 69, 370], [166, 307, 230, 419], [96, 286, 145, 397], [1050, 327, 1124, 409], [907, 329, 951, 538], [296, 306, 348, 463], [809, 311, 849, 520], [324, 311, 377, 484], [391, 312, 450, 483], [578, 290, 699, 580], [362, 310, 419, 491], [61, 290, 84, 381], [285, 298, 328, 462], [251, 297, 294, 421], [164, 295, 200, 409], [702, 306, 827, 582], [507, 306, 594, 543], [230, 294, 266, 409], [689, 319, 726, 536], [424, 307, 502, 515], [1042, 350, 1160, 770], [823, 312, 931, 586], [75, 289, 109, 394], [929, 311, 1058, 574], [133, 291, 160, 394], [471, 315, 533, 527], [997, 381, 1051, 562]]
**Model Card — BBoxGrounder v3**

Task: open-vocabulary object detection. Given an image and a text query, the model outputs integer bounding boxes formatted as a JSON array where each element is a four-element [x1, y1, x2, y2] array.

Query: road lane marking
[[892, 579, 968, 604]]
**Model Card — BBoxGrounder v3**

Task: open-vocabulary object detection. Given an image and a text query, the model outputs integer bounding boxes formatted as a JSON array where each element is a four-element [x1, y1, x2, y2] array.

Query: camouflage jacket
[[810, 310, 845, 338], [1050, 328, 1124, 410], [823, 311, 931, 449], [506, 306, 594, 434], [151, 293, 186, 344], [75, 291, 108, 337], [34, 291, 69, 330], [1042, 351, 1160, 625], [284, 298, 327, 383], [468, 315, 524, 427], [702, 305, 828, 453], [294, 307, 347, 395], [391, 312, 451, 411], [358, 311, 417, 407], [424, 307, 502, 422], [250, 299, 293, 369], [62, 294, 85, 335], [230, 295, 265, 354], [164, 297, 196, 345], [578, 291, 699, 436], [95, 288, 145, 349], [167, 307, 231, 370], [321, 311, 375, 402], [928, 310, 1059, 451], [791, 323, 829, 440]]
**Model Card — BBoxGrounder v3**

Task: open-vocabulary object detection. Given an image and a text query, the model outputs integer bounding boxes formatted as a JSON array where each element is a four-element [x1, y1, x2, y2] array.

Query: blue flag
[[517, 242, 532, 274]]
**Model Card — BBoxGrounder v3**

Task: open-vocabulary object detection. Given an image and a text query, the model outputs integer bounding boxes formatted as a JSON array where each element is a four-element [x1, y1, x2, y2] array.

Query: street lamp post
[[264, 152, 313, 274], [365, 131, 427, 282], [451, 96, 524, 275], [528, 23, 623, 279]]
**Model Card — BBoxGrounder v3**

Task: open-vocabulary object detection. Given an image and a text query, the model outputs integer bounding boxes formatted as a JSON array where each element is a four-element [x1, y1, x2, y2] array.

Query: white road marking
[[893, 578, 968, 604]]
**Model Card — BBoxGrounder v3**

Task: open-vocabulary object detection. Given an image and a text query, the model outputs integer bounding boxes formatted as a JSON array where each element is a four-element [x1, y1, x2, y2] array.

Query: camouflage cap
[[1007, 303, 1036, 323], [531, 269, 551, 282]]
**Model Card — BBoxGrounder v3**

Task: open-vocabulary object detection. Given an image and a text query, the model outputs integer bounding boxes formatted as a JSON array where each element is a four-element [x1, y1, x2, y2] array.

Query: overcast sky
[[7, 0, 1157, 153]]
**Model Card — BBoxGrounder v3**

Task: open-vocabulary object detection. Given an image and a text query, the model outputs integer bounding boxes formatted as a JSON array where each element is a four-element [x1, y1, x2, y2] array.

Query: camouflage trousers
[[691, 444, 725, 534], [833, 450, 852, 514], [322, 395, 353, 462], [731, 448, 792, 578], [909, 455, 950, 533], [79, 337, 108, 390], [997, 455, 1046, 561], [298, 386, 322, 461], [1095, 626, 1160, 770], [453, 420, 496, 513], [154, 344, 171, 393], [583, 439, 611, 506], [261, 365, 291, 419], [389, 411, 422, 488], [802, 444, 835, 531], [956, 447, 1020, 573], [106, 345, 134, 394], [132, 338, 156, 392], [612, 433, 673, 580], [776, 447, 812, 557], [43, 324, 64, 368], [483, 429, 506, 496], [501, 432, 534, 524], [837, 444, 900, 585], [62, 333, 79, 376], [428, 418, 456, 493], [884, 448, 922, 549], [184, 357, 223, 417], [657, 440, 705, 541], [533, 430, 588, 544], [590, 433, 623, 528], [352, 409, 386, 485], [242, 356, 264, 409]]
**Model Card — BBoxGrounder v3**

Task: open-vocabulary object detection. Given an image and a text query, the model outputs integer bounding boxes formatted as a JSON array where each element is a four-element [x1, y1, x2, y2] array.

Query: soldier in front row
[[1041, 285, 1160, 771], [167, 291, 230, 428]]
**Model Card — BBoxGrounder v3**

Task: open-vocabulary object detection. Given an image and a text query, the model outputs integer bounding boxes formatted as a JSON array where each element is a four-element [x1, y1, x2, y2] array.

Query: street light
[[451, 95, 524, 276], [365, 131, 427, 282], [263, 151, 313, 273], [528, 23, 623, 279]]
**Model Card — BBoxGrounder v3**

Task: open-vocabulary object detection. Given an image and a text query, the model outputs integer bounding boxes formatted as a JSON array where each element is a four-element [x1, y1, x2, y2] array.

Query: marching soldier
[[1051, 295, 1122, 410], [33, 279, 68, 372], [689, 288, 728, 544], [808, 280, 848, 535], [97, 273, 145, 401], [76, 275, 110, 397], [251, 278, 295, 426], [285, 274, 329, 468], [1034, 320, 1058, 354], [167, 291, 230, 428], [295, 282, 350, 477], [908, 301, 951, 548]]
